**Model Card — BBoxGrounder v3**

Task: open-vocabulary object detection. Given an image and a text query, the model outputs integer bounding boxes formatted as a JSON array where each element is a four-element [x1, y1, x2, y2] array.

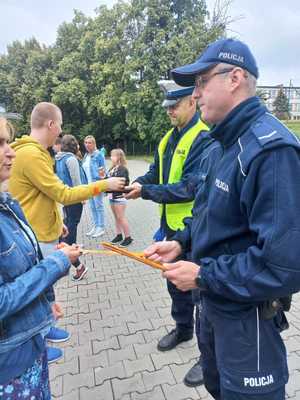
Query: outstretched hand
[[106, 177, 126, 191], [124, 182, 142, 199]]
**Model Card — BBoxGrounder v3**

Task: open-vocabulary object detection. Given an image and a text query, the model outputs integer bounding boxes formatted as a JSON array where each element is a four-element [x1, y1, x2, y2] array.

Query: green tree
[[273, 87, 290, 120], [0, 38, 52, 134], [0, 0, 232, 151], [116, 0, 226, 149]]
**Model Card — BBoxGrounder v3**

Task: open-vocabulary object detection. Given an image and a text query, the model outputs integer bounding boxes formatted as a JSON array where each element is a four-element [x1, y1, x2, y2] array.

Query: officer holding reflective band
[[145, 38, 300, 399], [126, 80, 222, 387]]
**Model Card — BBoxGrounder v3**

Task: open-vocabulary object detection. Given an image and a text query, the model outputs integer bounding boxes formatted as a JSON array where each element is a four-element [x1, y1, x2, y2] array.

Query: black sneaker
[[110, 234, 123, 244], [119, 237, 133, 247]]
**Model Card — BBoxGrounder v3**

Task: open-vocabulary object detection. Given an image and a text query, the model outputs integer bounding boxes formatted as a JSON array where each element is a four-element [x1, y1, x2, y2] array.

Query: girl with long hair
[[107, 149, 133, 247]]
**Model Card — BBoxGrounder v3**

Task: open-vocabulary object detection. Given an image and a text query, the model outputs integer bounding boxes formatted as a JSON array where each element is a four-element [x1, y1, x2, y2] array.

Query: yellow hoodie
[[9, 135, 108, 242]]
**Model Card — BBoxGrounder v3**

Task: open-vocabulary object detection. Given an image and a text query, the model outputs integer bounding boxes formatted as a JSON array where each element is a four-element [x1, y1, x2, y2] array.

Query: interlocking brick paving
[[49, 159, 300, 400]]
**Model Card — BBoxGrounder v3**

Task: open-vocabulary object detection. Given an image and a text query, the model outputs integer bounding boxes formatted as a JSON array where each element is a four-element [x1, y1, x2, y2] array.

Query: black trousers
[[167, 279, 194, 334], [63, 203, 83, 268]]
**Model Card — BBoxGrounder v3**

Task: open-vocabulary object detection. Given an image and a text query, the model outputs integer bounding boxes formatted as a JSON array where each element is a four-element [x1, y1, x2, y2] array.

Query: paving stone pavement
[[50, 159, 300, 400]]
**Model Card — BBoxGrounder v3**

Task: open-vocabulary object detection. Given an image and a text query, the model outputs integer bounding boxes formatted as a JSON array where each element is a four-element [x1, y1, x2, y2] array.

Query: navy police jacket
[[175, 97, 300, 312]]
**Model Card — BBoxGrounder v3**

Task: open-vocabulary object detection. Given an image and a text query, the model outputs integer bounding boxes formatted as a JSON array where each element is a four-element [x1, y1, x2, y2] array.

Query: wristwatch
[[194, 270, 206, 290]]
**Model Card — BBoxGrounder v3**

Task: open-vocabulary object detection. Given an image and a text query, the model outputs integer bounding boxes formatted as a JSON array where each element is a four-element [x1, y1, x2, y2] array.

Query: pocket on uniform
[[0, 241, 28, 280], [214, 308, 288, 394], [214, 311, 257, 372]]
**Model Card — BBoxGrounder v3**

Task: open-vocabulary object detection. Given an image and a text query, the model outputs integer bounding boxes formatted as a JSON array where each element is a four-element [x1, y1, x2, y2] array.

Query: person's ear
[[230, 68, 243, 91], [231, 70, 240, 83]]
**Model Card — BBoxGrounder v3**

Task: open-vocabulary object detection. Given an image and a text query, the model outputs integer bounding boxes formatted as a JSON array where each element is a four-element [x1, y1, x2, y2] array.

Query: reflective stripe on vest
[[158, 119, 208, 231]]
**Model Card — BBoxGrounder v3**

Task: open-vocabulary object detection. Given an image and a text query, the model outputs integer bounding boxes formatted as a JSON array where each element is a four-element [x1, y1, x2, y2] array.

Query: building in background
[[258, 84, 300, 120]]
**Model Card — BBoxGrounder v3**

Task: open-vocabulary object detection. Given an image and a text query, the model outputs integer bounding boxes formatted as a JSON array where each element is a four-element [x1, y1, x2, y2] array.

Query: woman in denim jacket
[[82, 135, 106, 238], [0, 118, 81, 399]]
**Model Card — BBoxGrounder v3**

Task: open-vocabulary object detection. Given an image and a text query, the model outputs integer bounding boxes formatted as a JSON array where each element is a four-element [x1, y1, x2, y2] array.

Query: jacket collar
[[210, 96, 267, 148], [0, 191, 11, 205]]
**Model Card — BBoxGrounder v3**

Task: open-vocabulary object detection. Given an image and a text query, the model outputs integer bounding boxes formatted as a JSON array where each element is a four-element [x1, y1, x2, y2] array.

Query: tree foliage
[[273, 87, 290, 120], [0, 0, 230, 152]]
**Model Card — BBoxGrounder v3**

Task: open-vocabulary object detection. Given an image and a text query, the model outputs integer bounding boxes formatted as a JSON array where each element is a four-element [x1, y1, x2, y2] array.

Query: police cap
[[158, 80, 194, 107]]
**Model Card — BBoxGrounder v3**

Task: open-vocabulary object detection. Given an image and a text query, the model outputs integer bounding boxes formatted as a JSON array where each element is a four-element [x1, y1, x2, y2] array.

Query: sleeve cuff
[[46, 250, 71, 275], [172, 230, 190, 253], [199, 258, 213, 290], [141, 185, 151, 200]]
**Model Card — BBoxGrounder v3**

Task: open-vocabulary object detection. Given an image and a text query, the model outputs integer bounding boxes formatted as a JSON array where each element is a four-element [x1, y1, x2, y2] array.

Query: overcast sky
[[1, 0, 299, 87]]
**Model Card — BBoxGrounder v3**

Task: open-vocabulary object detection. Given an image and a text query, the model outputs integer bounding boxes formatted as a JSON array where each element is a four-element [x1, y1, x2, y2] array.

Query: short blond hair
[[31, 102, 62, 129]]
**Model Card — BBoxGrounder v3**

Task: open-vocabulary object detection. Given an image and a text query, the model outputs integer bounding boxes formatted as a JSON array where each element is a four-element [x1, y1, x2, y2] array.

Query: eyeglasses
[[195, 68, 235, 89]]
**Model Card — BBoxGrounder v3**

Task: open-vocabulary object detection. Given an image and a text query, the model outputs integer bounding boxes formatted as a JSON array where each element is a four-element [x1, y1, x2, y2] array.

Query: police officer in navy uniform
[[126, 81, 222, 387], [144, 38, 300, 399]]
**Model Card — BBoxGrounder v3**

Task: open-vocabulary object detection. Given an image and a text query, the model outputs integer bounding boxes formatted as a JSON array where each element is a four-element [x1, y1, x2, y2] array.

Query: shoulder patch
[[239, 113, 300, 176], [251, 118, 282, 147], [251, 113, 300, 148]]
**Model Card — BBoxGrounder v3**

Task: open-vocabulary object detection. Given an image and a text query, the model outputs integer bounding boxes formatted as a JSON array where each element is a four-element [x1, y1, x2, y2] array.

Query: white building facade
[[257, 85, 300, 120]]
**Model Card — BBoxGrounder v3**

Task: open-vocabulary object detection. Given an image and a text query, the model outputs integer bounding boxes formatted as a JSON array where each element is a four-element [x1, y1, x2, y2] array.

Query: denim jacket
[[55, 153, 88, 186], [0, 193, 70, 353], [82, 150, 105, 182]]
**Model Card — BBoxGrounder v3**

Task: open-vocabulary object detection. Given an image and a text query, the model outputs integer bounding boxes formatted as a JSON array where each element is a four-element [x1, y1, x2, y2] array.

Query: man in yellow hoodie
[[9, 102, 125, 363]]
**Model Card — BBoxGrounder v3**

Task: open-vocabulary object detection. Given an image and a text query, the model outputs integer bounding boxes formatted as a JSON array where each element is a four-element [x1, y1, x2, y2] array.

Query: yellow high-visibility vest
[[158, 119, 208, 231]]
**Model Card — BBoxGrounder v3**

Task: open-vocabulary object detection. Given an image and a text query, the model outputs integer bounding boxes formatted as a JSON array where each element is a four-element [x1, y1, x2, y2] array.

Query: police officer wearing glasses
[[144, 38, 300, 399], [126, 80, 222, 387]]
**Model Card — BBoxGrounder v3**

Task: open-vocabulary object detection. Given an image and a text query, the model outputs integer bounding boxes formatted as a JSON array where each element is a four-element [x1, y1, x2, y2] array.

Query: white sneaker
[[92, 228, 105, 238], [86, 227, 96, 236]]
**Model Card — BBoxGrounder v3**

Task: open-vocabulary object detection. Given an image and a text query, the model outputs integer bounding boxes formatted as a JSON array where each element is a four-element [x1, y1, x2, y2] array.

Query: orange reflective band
[[93, 185, 101, 196]]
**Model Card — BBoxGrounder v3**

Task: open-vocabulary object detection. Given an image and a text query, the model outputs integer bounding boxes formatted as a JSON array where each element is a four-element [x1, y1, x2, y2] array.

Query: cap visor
[[172, 61, 218, 86], [162, 99, 179, 107]]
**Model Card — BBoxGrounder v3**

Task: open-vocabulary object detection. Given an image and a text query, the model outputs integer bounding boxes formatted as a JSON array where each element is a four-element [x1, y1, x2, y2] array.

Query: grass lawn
[[140, 155, 154, 163], [127, 155, 154, 163], [284, 121, 300, 137]]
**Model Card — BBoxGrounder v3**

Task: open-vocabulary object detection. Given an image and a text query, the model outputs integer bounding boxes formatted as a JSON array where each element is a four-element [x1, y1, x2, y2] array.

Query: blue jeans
[[88, 193, 104, 228]]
